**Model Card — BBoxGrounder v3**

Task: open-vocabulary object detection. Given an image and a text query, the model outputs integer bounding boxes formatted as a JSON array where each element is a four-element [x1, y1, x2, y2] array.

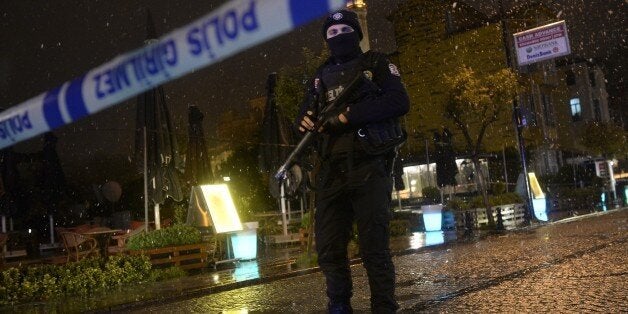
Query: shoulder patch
[[388, 63, 400, 76]]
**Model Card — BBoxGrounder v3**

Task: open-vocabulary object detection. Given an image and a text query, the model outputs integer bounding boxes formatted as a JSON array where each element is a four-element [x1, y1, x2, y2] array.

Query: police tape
[[0, 0, 346, 149]]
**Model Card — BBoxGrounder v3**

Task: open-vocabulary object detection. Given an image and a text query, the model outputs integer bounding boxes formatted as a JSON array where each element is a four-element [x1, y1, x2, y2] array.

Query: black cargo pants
[[315, 156, 398, 313]]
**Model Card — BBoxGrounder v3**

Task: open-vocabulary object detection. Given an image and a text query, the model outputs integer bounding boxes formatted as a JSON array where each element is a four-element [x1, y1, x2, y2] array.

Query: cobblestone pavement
[[125, 209, 626, 313]]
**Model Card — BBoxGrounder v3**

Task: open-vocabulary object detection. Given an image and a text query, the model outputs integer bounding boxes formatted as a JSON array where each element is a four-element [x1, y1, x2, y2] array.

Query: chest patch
[[388, 63, 400, 76]]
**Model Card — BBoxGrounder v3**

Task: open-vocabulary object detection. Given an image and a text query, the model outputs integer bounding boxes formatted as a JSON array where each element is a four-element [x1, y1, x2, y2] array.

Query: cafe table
[[81, 227, 123, 257]]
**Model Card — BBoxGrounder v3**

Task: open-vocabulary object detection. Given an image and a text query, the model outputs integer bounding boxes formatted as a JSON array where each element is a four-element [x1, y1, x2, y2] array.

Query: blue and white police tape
[[0, 0, 346, 149]]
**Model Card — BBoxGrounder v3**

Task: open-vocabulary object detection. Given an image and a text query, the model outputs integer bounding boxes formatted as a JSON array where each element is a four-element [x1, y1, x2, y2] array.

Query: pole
[[499, 0, 534, 223], [280, 182, 288, 236], [155, 204, 161, 230], [143, 127, 149, 231], [502, 146, 509, 192], [425, 139, 432, 186], [49, 215, 54, 245]]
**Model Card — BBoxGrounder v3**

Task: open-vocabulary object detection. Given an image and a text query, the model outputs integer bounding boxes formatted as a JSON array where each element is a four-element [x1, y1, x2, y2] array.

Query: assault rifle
[[274, 72, 369, 181]]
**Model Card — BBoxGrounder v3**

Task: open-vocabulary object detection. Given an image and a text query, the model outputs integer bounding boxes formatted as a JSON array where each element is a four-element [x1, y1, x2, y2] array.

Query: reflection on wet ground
[[8, 229, 458, 313], [131, 209, 626, 313]]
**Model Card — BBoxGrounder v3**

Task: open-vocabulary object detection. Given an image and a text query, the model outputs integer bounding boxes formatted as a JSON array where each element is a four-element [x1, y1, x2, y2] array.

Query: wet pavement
[[7, 208, 627, 313]]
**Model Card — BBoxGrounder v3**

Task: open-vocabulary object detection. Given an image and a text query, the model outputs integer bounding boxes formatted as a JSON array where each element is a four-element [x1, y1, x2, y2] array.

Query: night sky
[[0, 0, 625, 184]]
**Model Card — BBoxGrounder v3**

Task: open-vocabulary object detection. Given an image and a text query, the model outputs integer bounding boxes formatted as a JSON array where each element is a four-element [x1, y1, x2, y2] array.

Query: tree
[[443, 65, 518, 227], [218, 143, 275, 221], [275, 47, 329, 121], [579, 121, 628, 158]]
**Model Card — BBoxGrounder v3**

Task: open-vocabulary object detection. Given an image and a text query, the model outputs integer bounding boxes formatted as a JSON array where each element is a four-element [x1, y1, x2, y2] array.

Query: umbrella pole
[[280, 181, 288, 236], [154, 204, 161, 230], [143, 127, 149, 231], [49, 214, 54, 245]]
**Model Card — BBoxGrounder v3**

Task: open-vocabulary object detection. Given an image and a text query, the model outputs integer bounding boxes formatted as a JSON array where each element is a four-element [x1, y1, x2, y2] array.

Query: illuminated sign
[[187, 184, 243, 233], [514, 21, 571, 66]]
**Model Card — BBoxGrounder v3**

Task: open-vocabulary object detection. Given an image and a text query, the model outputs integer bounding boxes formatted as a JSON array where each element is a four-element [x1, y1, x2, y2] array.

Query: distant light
[[532, 198, 548, 221], [28, 228, 32, 234], [528, 172, 548, 221], [222, 309, 249, 314], [527, 172, 545, 199], [346, 0, 366, 8], [223, 177, 231, 182]]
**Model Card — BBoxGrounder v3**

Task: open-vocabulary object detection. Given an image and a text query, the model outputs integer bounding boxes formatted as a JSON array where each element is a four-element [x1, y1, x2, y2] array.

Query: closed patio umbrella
[[134, 10, 183, 230], [184, 105, 213, 186], [259, 73, 299, 235]]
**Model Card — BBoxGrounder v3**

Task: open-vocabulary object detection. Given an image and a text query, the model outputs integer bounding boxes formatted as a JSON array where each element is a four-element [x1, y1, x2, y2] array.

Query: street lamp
[[499, 0, 535, 224]]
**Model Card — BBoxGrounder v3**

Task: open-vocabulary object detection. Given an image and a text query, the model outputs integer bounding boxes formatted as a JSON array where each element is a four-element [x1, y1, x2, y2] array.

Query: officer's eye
[[327, 29, 338, 37], [340, 26, 354, 34]]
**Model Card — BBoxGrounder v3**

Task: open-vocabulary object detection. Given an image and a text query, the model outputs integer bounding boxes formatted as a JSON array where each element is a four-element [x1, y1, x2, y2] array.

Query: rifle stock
[[274, 72, 367, 180]]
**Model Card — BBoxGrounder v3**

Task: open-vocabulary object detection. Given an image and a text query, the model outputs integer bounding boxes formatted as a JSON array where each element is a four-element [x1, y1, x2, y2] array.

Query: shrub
[[446, 198, 470, 211], [389, 219, 410, 236], [550, 186, 602, 211], [490, 193, 523, 205], [126, 223, 202, 250], [149, 267, 187, 282], [296, 252, 318, 268], [0, 255, 151, 305], [422, 186, 441, 204]]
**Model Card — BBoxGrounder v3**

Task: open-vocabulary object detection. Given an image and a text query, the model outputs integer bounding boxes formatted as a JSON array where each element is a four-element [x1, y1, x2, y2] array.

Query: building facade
[[389, 0, 611, 177]]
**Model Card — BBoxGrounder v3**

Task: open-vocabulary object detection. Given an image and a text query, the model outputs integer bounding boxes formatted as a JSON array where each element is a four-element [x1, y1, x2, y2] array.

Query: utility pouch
[[356, 118, 407, 155]]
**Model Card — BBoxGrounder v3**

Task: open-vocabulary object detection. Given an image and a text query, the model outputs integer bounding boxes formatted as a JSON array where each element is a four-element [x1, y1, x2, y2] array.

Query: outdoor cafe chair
[[112, 224, 151, 248], [60, 232, 98, 262]]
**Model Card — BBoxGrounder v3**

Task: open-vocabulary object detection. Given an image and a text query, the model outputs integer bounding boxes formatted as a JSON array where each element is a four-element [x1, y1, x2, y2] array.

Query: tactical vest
[[319, 56, 364, 156], [317, 52, 406, 159]]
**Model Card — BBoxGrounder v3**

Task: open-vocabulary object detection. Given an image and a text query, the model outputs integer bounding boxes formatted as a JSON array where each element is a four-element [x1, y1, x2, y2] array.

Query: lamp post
[[498, 0, 534, 224]]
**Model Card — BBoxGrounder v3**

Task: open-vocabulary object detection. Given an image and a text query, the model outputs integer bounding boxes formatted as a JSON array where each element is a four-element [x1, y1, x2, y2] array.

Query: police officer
[[297, 9, 410, 314]]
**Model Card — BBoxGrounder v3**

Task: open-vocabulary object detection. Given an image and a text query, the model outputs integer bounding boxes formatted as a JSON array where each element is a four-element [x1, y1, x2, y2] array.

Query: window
[[570, 98, 581, 121]]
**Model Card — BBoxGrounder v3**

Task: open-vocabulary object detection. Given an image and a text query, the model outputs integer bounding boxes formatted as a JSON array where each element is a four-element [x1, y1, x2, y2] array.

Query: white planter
[[231, 221, 259, 260], [421, 204, 443, 232]]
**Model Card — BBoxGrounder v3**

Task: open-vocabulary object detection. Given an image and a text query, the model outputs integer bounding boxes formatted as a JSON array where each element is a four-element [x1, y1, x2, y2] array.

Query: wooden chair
[[60, 232, 98, 262], [112, 224, 150, 248]]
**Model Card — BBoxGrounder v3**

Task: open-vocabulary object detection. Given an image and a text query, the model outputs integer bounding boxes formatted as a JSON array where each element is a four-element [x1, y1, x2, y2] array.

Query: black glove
[[322, 113, 348, 134]]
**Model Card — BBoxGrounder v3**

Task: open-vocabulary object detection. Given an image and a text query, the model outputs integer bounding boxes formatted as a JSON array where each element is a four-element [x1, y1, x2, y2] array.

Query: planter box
[[475, 203, 526, 229], [128, 242, 214, 270]]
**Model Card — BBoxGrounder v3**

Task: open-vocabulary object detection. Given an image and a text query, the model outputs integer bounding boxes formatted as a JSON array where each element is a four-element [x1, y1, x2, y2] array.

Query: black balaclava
[[327, 31, 362, 63], [322, 10, 364, 63]]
